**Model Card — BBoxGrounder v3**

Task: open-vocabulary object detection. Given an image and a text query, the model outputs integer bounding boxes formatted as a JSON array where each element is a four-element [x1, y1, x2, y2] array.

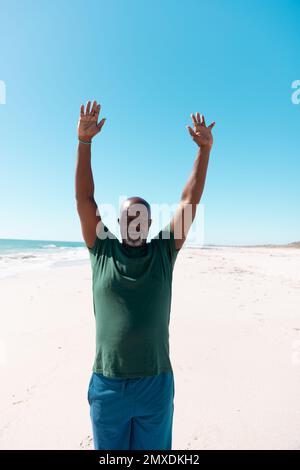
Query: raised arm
[[170, 112, 215, 250], [75, 100, 106, 249]]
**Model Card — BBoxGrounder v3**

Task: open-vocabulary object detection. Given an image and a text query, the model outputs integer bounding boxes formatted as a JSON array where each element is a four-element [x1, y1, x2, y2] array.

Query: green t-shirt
[[88, 222, 180, 378]]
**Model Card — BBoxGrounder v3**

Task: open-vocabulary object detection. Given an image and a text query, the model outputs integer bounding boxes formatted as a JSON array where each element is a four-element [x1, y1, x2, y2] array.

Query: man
[[75, 100, 215, 450]]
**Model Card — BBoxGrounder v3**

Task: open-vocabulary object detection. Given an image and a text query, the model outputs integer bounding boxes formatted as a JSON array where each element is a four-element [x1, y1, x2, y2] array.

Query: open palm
[[187, 112, 215, 149], [78, 100, 106, 140]]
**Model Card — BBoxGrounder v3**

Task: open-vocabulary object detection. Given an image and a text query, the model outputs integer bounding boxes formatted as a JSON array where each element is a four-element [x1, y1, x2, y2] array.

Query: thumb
[[186, 125, 196, 137], [208, 121, 216, 130], [97, 118, 106, 130]]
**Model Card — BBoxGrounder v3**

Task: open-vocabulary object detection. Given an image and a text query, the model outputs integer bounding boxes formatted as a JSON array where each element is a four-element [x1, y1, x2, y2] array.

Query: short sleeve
[[88, 221, 117, 258], [151, 221, 180, 269]]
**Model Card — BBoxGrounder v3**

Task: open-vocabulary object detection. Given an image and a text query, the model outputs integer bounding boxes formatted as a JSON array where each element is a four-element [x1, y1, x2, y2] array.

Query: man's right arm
[[75, 100, 106, 249]]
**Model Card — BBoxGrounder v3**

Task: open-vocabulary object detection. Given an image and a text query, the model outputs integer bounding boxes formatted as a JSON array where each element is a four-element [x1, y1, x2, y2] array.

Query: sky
[[0, 0, 299, 245]]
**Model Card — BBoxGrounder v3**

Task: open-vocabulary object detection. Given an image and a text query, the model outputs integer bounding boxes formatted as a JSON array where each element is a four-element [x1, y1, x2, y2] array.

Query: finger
[[95, 103, 101, 119], [196, 112, 201, 124], [201, 114, 206, 126], [86, 100, 91, 114], [97, 117, 106, 130], [80, 104, 84, 117], [208, 121, 216, 129], [91, 100, 97, 115], [191, 113, 198, 128]]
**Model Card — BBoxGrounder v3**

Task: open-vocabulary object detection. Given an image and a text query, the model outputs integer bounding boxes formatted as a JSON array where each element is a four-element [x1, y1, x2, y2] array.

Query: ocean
[[0, 238, 88, 279], [0, 237, 212, 279]]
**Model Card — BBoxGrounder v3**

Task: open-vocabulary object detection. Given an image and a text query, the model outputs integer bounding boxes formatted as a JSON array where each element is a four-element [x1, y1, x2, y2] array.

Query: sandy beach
[[0, 245, 300, 450]]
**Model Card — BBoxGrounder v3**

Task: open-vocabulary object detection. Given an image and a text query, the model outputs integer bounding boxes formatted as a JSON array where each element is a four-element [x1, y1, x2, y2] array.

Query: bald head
[[118, 196, 152, 247], [120, 196, 151, 218]]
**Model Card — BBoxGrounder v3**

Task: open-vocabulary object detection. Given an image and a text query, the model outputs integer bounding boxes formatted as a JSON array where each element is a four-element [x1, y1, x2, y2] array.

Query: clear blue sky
[[0, 0, 299, 245]]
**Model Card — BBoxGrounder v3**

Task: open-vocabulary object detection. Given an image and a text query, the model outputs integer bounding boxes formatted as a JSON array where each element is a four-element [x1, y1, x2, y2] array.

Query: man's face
[[119, 202, 151, 247]]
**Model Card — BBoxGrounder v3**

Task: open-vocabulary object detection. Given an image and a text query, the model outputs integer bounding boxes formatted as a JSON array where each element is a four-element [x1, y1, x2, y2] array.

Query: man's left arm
[[170, 112, 215, 250]]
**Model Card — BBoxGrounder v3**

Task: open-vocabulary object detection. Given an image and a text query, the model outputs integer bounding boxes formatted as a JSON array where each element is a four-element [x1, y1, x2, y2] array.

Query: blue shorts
[[87, 370, 175, 450]]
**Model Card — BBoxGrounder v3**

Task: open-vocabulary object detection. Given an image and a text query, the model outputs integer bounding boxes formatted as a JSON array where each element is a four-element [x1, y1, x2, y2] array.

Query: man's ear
[[117, 218, 120, 225], [148, 218, 152, 228]]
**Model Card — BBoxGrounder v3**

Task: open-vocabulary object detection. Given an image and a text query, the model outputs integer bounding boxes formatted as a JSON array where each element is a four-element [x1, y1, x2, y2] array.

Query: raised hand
[[187, 112, 215, 149], [77, 100, 106, 141]]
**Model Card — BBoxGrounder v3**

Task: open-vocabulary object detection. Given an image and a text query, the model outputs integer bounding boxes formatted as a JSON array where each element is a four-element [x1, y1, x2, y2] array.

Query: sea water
[[0, 238, 88, 279]]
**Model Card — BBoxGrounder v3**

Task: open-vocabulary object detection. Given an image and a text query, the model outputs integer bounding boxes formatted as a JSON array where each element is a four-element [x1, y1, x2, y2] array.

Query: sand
[[0, 246, 300, 450]]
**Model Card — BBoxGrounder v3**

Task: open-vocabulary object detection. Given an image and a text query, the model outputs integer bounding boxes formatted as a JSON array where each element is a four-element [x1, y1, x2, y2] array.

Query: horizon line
[[0, 237, 299, 249]]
